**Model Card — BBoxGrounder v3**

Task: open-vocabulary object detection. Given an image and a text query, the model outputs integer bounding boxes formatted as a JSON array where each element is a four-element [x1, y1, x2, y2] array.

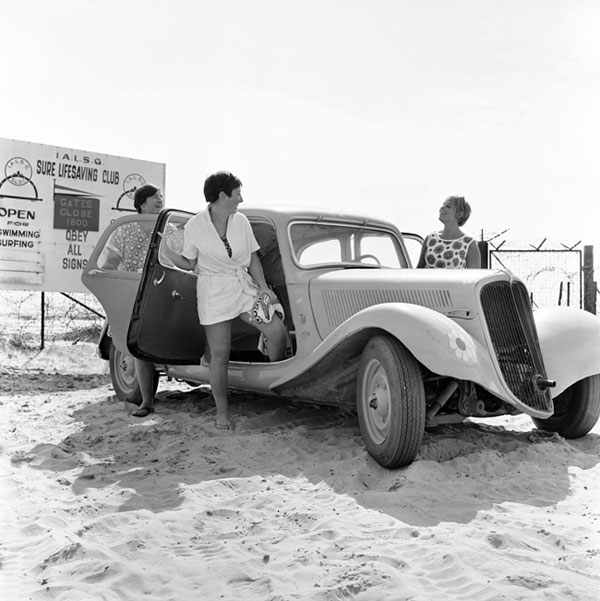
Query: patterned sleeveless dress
[[423, 231, 474, 269]]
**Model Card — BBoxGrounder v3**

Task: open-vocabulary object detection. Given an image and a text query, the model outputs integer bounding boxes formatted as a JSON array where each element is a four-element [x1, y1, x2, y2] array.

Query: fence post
[[478, 241, 489, 268], [583, 245, 596, 314], [40, 291, 45, 350]]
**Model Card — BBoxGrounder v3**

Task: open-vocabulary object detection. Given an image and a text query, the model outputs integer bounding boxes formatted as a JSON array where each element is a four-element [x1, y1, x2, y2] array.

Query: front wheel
[[108, 343, 159, 405], [532, 374, 600, 438], [356, 335, 425, 468]]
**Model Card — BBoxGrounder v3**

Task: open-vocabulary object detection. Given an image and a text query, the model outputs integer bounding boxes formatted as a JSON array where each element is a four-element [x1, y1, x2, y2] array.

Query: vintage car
[[81, 207, 600, 469]]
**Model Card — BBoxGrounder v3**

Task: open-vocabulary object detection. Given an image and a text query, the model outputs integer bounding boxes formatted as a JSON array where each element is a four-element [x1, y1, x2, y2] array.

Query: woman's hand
[[259, 286, 278, 303]]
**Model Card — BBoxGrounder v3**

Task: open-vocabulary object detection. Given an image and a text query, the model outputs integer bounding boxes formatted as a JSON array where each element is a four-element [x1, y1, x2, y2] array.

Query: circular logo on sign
[[5, 157, 33, 186], [123, 173, 146, 197]]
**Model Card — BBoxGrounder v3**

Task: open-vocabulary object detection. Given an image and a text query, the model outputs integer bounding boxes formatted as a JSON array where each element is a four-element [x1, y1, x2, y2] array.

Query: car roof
[[239, 205, 399, 231]]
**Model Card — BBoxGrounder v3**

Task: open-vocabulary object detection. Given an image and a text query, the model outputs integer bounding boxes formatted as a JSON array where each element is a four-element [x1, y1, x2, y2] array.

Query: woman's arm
[[248, 252, 277, 300], [466, 240, 482, 269], [99, 247, 122, 270], [160, 238, 197, 271]]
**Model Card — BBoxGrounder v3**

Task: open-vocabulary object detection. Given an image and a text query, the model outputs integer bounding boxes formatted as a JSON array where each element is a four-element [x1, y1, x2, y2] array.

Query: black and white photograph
[[1, 1, 599, 599]]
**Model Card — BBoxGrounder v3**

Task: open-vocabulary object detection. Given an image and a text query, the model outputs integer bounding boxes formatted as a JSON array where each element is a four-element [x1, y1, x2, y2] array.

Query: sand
[[1, 341, 599, 600]]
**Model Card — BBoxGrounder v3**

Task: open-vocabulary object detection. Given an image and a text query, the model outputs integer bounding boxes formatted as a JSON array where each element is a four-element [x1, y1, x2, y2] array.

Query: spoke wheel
[[357, 335, 425, 468]]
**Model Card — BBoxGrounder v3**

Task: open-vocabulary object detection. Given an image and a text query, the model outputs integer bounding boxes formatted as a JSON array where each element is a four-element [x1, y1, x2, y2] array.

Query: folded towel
[[250, 292, 285, 355]]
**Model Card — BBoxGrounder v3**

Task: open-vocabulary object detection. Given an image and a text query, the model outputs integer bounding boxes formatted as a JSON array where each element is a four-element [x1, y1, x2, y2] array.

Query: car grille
[[480, 281, 553, 412]]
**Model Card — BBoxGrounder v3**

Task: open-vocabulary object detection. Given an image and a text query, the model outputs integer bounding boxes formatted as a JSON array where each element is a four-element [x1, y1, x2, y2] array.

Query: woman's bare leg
[[134, 359, 156, 410], [240, 312, 288, 362], [204, 321, 232, 428]]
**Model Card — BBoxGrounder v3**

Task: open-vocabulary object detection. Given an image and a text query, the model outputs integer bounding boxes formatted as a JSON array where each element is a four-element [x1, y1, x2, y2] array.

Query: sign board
[[0, 138, 165, 292]]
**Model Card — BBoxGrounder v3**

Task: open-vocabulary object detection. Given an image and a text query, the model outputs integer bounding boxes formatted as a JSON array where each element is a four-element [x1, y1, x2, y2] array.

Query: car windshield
[[289, 221, 407, 269]]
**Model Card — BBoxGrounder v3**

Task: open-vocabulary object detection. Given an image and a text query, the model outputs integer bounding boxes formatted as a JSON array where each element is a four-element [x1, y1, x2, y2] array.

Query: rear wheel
[[532, 374, 600, 438], [356, 335, 425, 468], [108, 343, 159, 404]]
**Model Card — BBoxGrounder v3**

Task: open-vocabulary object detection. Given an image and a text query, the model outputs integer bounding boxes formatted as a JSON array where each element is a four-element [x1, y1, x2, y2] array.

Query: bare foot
[[215, 415, 233, 430]]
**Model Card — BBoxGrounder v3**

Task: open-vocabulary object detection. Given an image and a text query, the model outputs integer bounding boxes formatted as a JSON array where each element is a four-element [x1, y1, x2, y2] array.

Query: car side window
[[290, 222, 406, 268], [298, 238, 342, 264], [97, 219, 152, 272], [355, 232, 401, 268]]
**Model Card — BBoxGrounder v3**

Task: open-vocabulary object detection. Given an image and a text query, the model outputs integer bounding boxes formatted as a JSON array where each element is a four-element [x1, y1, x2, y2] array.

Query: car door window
[[97, 219, 153, 272], [157, 213, 187, 269]]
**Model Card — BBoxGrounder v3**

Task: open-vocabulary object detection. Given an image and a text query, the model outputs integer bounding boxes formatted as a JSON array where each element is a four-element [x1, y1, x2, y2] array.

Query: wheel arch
[[534, 306, 600, 397], [273, 327, 384, 406], [273, 303, 504, 401]]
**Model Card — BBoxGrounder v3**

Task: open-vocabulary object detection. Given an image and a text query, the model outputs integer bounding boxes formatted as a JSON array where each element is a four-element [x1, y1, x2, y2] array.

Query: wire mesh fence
[[0, 291, 105, 349], [489, 249, 582, 309]]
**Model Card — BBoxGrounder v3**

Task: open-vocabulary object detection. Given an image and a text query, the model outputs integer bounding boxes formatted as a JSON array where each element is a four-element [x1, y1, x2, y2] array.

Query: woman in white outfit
[[417, 196, 481, 269], [164, 171, 287, 430]]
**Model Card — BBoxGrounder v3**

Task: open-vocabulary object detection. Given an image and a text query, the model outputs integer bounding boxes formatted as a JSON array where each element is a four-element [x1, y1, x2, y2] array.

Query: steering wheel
[[356, 254, 381, 265]]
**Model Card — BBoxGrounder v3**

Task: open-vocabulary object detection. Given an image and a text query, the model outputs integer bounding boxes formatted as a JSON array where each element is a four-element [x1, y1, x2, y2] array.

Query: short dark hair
[[448, 196, 472, 226], [203, 171, 242, 203], [133, 184, 159, 213]]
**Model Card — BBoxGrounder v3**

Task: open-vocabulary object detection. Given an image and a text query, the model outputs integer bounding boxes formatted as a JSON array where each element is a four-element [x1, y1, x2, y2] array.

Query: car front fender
[[534, 306, 600, 397], [273, 303, 506, 398]]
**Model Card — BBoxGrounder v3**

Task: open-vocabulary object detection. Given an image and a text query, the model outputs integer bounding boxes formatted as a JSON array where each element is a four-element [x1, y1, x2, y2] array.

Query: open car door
[[82, 213, 158, 355], [127, 209, 206, 365]]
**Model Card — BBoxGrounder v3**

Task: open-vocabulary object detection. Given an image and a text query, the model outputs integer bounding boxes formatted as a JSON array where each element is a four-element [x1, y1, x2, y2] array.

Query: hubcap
[[362, 358, 391, 444], [117, 352, 136, 387]]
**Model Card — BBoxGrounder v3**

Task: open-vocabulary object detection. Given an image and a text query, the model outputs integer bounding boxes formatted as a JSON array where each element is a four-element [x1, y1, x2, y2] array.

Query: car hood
[[307, 267, 511, 339]]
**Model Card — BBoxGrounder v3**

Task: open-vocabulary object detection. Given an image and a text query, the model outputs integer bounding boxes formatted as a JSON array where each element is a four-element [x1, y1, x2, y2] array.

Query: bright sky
[[1, 0, 599, 251]]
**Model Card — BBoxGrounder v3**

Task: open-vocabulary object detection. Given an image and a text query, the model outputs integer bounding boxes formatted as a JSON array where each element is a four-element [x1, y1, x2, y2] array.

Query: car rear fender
[[534, 306, 600, 397], [272, 303, 505, 398]]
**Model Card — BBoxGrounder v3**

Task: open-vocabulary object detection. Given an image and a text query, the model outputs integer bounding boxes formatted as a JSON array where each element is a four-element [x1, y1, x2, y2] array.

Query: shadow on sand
[[15, 381, 600, 527]]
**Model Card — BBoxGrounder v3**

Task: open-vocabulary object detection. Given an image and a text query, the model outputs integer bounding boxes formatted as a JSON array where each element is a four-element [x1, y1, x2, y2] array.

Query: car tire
[[532, 374, 600, 438], [108, 343, 159, 405], [356, 335, 425, 468]]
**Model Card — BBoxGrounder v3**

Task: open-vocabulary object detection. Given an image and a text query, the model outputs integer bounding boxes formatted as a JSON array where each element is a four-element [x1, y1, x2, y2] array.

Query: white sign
[[0, 137, 165, 292]]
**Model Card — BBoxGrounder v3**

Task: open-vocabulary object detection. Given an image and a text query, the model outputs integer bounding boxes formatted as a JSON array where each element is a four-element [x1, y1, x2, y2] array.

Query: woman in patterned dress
[[416, 196, 481, 269], [100, 185, 167, 417]]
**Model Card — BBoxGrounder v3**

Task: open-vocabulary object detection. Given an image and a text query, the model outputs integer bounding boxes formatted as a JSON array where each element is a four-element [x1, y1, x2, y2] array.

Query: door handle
[[172, 290, 185, 300], [153, 271, 165, 286]]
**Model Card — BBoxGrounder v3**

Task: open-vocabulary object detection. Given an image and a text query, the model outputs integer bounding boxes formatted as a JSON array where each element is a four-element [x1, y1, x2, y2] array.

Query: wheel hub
[[362, 360, 391, 444]]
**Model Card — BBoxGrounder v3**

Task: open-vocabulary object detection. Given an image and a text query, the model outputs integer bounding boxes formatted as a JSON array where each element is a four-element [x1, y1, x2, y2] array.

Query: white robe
[[182, 208, 260, 325]]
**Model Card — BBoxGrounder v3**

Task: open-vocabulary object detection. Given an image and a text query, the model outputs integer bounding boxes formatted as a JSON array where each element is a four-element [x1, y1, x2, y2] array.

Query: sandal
[[132, 406, 155, 418]]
